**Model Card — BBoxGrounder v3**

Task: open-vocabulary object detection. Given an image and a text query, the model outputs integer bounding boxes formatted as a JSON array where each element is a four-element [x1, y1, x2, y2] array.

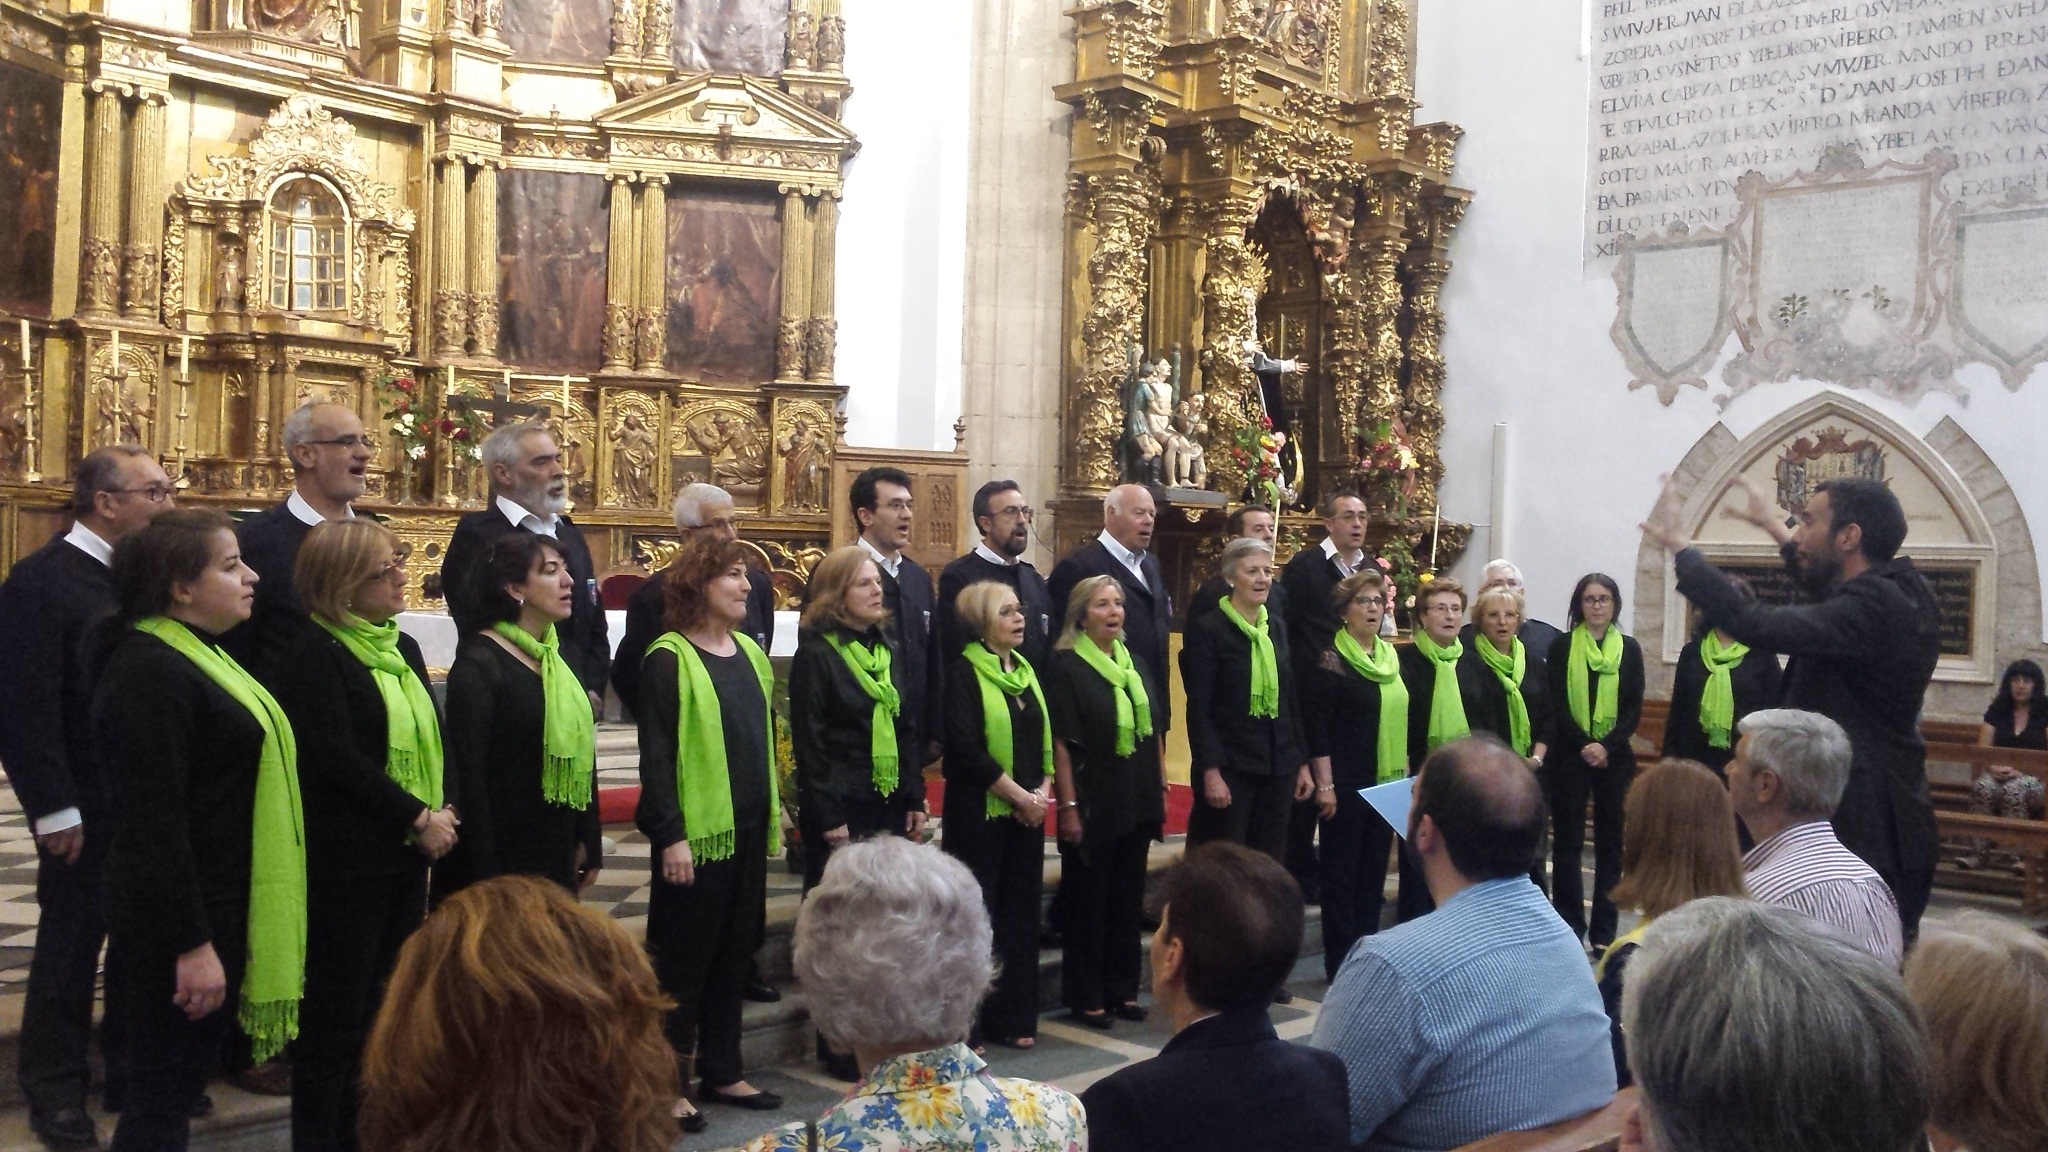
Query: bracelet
[[1059, 800, 1079, 811], [1315, 785, 1335, 793]]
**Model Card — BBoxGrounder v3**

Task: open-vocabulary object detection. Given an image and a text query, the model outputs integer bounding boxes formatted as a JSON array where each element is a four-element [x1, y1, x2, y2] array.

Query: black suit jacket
[[440, 506, 611, 694], [1080, 1008, 1351, 1152], [611, 566, 776, 721], [1048, 538, 1174, 731], [0, 535, 117, 821], [1181, 605, 1304, 776], [1541, 629, 1646, 773], [878, 555, 943, 761], [936, 549, 1056, 675], [222, 502, 320, 678], [1281, 544, 1372, 680]]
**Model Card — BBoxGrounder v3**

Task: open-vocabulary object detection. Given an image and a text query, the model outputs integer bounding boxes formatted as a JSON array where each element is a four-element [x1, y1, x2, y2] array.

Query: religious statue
[[1244, 325, 1303, 503], [785, 8, 815, 70], [215, 242, 245, 313], [1168, 393, 1208, 490], [609, 408, 657, 507], [688, 411, 768, 495], [1261, 0, 1298, 44], [777, 415, 828, 512], [96, 368, 152, 449], [1255, 429, 1300, 512]]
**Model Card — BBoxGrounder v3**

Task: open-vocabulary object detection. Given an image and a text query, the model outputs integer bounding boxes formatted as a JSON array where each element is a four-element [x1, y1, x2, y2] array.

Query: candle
[[1430, 496, 1442, 569], [178, 335, 191, 378], [109, 327, 120, 366], [501, 368, 512, 391], [444, 363, 454, 394], [17, 319, 28, 369], [561, 375, 572, 418]]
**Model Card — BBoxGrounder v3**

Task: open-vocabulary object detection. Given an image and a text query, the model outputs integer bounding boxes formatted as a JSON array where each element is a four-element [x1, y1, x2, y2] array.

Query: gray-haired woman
[[739, 838, 1086, 1152]]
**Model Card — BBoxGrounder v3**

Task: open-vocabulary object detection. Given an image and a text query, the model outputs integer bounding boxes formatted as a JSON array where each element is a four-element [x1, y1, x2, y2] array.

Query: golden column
[[467, 161, 500, 359], [1356, 173, 1412, 483], [432, 158, 469, 359], [83, 85, 127, 318], [1401, 193, 1467, 513], [805, 191, 838, 382], [122, 93, 167, 322], [635, 177, 667, 373], [603, 174, 637, 372], [776, 187, 812, 381]]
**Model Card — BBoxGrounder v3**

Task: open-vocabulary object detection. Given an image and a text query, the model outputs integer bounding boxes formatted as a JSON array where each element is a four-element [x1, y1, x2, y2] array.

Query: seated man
[[1080, 843, 1349, 1152], [1621, 898, 1930, 1152], [1728, 708, 1904, 966], [1311, 736, 1615, 1151]]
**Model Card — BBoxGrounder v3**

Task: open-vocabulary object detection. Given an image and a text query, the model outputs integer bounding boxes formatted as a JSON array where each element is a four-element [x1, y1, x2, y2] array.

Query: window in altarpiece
[[267, 178, 348, 313]]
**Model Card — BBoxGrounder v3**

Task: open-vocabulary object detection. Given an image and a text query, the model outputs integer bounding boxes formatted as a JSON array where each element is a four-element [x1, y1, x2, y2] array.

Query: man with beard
[[937, 480, 1055, 673], [442, 421, 611, 706], [1642, 474, 1941, 938]]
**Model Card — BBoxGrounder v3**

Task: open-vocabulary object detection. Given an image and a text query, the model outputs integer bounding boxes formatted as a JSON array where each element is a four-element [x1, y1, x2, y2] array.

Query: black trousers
[[1547, 758, 1633, 944], [1059, 826, 1151, 1013], [1284, 797, 1321, 902], [648, 823, 768, 1091], [111, 914, 246, 1152], [944, 810, 1045, 1041], [1185, 768, 1294, 861], [20, 821, 128, 1115], [291, 867, 427, 1152], [799, 796, 903, 891], [1317, 790, 1393, 981]]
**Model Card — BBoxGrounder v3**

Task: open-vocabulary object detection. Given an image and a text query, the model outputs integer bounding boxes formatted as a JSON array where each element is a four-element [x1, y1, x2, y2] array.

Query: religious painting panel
[[671, 0, 788, 77], [663, 187, 781, 383], [497, 170, 609, 372], [503, 0, 614, 64], [600, 389, 666, 510], [673, 397, 769, 508], [0, 59, 62, 318]]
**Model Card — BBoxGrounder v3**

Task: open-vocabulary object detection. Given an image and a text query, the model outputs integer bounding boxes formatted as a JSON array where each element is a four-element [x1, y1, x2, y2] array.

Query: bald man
[[1047, 484, 1174, 733]]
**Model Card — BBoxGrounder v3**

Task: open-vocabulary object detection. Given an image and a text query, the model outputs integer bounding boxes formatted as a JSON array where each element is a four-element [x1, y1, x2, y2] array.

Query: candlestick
[[21, 324, 39, 484], [1430, 497, 1442, 569], [17, 319, 28, 369]]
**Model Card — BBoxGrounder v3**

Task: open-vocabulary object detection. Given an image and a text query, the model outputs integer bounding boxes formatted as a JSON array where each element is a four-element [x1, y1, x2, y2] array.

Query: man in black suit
[[1184, 504, 1287, 632], [0, 446, 173, 1148], [936, 480, 1054, 672], [1080, 842, 1349, 1152], [1458, 559, 1563, 681], [849, 467, 943, 766], [223, 401, 374, 677], [440, 421, 611, 704], [1048, 484, 1174, 731]]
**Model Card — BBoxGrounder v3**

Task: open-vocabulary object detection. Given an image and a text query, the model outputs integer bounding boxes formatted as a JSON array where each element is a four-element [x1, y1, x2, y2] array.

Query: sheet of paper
[[1359, 778, 1415, 840]]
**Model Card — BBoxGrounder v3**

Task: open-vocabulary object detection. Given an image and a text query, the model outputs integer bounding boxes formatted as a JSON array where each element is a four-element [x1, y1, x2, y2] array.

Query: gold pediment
[[595, 74, 857, 183]]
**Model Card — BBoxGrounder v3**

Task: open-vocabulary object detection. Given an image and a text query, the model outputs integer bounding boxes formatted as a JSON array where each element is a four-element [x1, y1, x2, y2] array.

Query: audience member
[[1046, 575, 1163, 1030], [941, 581, 1052, 1049], [1312, 736, 1615, 1150], [1595, 760, 1748, 1087], [1048, 484, 1174, 733], [1458, 560, 1562, 673], [1182, 538, 1309, 860], [1543, 572, 1644, 947], [1081, 844, 1349, 1152], [1620, 898, 1930, 1152], [0, 445, 169, 1143], [270, 520, 455, 1152], [434, 532, 601, 898], [1661, 576, 1782, 775], [1903, 912, 2048, 1152], [742, 837, 1085, 1152], [1185, 504, 1285, 632], [1648, 474, 1942, 936], [847, 467, 943, 765], [358, 876, 675, 1152], [1395, 578, 1472, 921], [1979, 659, 2045, 750], [634, 534, 784, 1131], [937, 480, 1056, 672], [1728, 709, 1903, 966]]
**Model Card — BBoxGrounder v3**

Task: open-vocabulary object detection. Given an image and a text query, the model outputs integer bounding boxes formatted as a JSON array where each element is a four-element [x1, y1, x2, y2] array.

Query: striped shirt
[[1744, 821, 1904, 967], [1309, 877, 1617, 1152]]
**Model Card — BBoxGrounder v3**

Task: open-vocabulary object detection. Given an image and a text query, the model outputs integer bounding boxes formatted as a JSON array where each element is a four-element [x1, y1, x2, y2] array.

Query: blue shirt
[[1310, 877, 1616, 1151]]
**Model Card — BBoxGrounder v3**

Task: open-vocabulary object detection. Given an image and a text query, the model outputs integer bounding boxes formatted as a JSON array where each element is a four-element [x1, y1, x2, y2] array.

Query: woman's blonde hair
[[1055, 574, 1123, 651], [1904, 912, 2048, 1152], [800, 545, 887, 634], [295, 519, 407, 625], [1607, 760, 1748, 920], [952, 580, 1018, 654], [358, 876, 675, 1152], [1420, 576, 1467, 614], [1470, 584, 1525, 626]]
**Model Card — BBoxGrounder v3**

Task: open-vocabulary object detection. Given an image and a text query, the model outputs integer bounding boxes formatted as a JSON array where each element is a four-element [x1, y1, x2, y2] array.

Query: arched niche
[[1633, 393, 2043, 715]]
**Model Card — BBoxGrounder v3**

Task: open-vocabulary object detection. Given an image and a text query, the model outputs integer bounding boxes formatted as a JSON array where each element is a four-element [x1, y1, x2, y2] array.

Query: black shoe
[[30, 1106, 99, 1150], [1040, 925, 1064, 949], [702, 1084, 784, 1111], [674, 1102, 708, 1134], [742, 980, 783, 1003], [1111, 1001, 1148, 1022], [822, 1051, 862, 1082], [229, 1059, 292, 1096], [1274, 988, 1294, 1005], [190, 1093, 215, 1119], [1073, 1008, 1114, 1030]]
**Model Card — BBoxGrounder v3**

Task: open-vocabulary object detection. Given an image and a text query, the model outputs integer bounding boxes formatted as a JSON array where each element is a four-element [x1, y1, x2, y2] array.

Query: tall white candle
[[561, 375, 571, 417], [17, 319, 28, 369], [1430, 496, 1442, 568], [109, 327, 120, 366], [178, 334, 191, 378]]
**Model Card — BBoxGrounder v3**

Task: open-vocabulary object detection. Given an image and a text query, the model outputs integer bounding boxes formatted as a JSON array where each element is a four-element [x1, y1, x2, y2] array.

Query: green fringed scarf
[[647, 632, 780, 863], [316, 615, 443, 807], [1332, 628, 1410, 784], [1698, 632, 1750, 750], [1074, 636, 1153, 757], [135, 617, 305, 1062], [960, 643, 1053, 819], [1568, 624, 1624, 741], [1412, 630, 1470, 751], [822, 631, 901, 797], [1216, 598, 1280, 719], [1474, 636, 1533, 757], [490, 622, 595, 807]]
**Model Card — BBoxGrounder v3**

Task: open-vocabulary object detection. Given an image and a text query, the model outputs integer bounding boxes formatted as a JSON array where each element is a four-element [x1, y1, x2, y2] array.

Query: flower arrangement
[[437, 402, 489, 464], [372, 370, 432, 463], [1356, 418, 1420, 519], [1378, 533, 1424, 626], [1229, 411, 1281, 505]]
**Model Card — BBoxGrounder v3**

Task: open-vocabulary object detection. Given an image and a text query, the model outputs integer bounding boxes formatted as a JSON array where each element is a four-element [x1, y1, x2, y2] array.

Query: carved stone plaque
[[1953, 201, 2048, 391], [1611, 228, 1734, 404]]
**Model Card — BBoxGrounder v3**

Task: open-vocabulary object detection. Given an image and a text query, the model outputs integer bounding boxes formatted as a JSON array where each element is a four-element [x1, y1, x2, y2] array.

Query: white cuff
[[33, 807, 82, 836]]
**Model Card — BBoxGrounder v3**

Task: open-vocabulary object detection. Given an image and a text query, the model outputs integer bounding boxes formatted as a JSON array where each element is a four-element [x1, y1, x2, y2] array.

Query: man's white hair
[[480, 421, 552, 475], [1483, 559, 1524, 586], [672, 483, 735, 529], [1103, 483, 1150, 520], [281, 401, 351, 471]]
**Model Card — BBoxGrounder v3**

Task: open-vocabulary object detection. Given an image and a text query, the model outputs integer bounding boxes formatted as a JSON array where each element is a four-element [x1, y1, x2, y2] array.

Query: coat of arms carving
[[1775, 426, 1886, 515]]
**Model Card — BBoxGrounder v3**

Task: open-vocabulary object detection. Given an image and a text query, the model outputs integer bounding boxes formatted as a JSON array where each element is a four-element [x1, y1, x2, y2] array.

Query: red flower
[[454, 428, 470, 441]]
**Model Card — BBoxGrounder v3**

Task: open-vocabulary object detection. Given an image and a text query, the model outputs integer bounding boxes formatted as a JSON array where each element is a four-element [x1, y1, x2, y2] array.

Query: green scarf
[[135, 617, 305, 1062], [1474, 636, 1532, 757], [1332, 628, 1410, 784], [1698, 632, 1749, 750], [316, 615, 443, 807], [1073, 636, 1154, 757], [647, 632, 779, 863], [1412, 630, 1470, 750], [1216, 597, 1280, 719], [822, 631, 901, 797], [490, 622, 595, 807], [1568, 624, 1625, 740], [960, 643, 1054, 819]]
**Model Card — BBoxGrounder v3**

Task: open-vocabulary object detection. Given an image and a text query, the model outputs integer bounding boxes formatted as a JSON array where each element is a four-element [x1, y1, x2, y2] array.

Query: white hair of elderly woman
[[793, 836, 994, 1055], [1217, 536, 1274, 581]]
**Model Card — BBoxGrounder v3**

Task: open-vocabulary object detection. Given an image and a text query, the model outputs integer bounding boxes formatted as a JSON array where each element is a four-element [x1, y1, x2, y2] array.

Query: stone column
[[805, 191, 838, 382], [603, 175, 637, 371], [252, 356, 275, 477], [635, 178, 667, 373], [432, 159, 469, 359], [467, 161, 500, 359], [123, 93, 166, 321], [777, 187, 812, 380], [83, 86, 127, 317]]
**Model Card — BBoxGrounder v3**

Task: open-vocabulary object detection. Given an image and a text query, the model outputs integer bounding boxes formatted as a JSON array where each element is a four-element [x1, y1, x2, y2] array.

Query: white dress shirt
[[287, 488, 355, 526], [497, 494, 559, 539], [973, 542, 1017, 567], [39, 526, 117, 836], [1322, 535, 1364, 578], [859, 534, 903, 579], [1098, 531, 1150, 586]]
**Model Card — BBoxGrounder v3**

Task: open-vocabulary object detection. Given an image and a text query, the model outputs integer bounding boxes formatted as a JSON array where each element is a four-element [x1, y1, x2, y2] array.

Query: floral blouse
[[739, 1043, 1085, 1152]]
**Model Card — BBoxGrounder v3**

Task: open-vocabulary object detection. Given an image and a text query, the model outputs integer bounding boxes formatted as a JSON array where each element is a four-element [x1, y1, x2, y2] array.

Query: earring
[[513, 597, 525, 607]]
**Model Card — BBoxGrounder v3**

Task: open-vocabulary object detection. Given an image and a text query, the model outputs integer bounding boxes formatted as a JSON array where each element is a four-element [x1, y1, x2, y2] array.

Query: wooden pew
[[1454, 1089, 1637, 1152], [1923, 741, 2048, 913]]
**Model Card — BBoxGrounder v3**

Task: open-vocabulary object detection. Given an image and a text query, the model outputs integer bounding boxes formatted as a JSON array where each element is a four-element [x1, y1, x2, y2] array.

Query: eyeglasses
[[106, 483, 173, 503], [303, 435, 371, 450], [1582, 594, 1616, 607], [1351, 595, 1385, 608], [994, 506, 1036, 522]]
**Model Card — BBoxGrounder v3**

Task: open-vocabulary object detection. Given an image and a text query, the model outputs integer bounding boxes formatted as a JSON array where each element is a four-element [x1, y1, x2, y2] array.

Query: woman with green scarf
[[438, 532, 601, 899], [941, 581, 1052, 1049], [1541, 572, 1645, 948], [1663, 576, 1781, 776], [1394, 578, 1478, 921], [1180, 538, 1309, 861], [271, 520, 455, 1152], [636, 536, 784, 1128], [1303, 568, 1411, 983], [95, 510, 305, 1150]]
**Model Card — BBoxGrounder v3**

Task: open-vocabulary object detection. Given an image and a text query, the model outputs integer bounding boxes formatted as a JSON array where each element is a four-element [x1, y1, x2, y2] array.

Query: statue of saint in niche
[[776, 415, 827, 512], [609, 408, 658, 507]]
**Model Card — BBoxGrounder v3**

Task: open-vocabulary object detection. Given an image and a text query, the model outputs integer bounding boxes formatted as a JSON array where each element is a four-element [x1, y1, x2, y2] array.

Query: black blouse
[[1180, 606, 1305, 777], [634, 640, 772, 853], [788, 625, 924, 831], [437, 633, 602, 895], [1046, 647, 1165, 846], [1398, 642, 1481, 768], [1985, 705, 2048, 751], [943, 650, 1049, 797], [1302, 647, 1407, 790], [1543, 630, 1647, 770], [1663, 637, 1783, 770], [1458, 640, 1553, 759]]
